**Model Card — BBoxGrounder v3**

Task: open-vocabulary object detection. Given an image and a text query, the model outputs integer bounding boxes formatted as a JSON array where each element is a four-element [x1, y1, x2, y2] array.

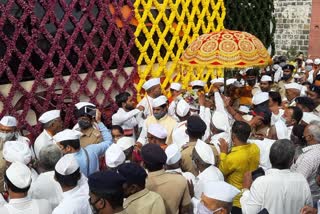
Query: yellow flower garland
[[134, 0, 226, 100]]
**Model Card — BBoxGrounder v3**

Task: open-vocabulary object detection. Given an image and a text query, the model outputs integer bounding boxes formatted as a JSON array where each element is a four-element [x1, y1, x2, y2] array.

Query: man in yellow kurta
[[218, 121, 260, 213]]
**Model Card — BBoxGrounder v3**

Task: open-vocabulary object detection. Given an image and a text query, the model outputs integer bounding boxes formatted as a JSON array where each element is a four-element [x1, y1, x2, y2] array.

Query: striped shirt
[[291, 143, 320, 204]]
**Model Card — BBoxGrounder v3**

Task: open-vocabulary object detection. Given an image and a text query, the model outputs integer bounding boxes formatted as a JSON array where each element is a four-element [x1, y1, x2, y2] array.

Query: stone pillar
[[308, 0, 320, 58], [273, 0, 312, 56]]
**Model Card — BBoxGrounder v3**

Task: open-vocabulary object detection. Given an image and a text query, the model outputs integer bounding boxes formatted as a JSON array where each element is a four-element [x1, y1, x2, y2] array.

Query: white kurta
[[240, 169, 313, 214], [137, 95, 154, 128], [248, 138, 275, 171], [0, 197, 52, 214], [33, 130, 54, 159], [172, 121, 189, 149], [29, 171, 63, 209], [271, 109, 284, 126], [112, 108, 140, 140], [53, 185, 92, 214]]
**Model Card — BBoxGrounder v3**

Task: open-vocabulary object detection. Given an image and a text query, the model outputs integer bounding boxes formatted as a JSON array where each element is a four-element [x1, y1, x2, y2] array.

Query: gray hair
[[269, 139, 295, 169], [39, 144, 62, 171], [42, 119, 57, 129], [307, 121, 320, 142]]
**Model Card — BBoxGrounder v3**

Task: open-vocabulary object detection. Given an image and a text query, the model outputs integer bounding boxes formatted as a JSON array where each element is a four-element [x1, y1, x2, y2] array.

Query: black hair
[[288, 106, 303, 124], [269, 139, 295, 169], [59, 139, 80, 150], [254, 107, 272, 125], [143, 162, 163, 172], [55, 168, 81, 187], [269, 91, 282, 106], [186, 129, 205, 139], [246, 68, 259, 77], [232, 121, 251, 143], [192, 86, 205, 90], [295, 96, 316, 112], [4, 174, 30, 193], [111, 125, 124, 135], [91, 189, 124, 210], [115, 92, 131, 108], [291, 124, 307, 147]]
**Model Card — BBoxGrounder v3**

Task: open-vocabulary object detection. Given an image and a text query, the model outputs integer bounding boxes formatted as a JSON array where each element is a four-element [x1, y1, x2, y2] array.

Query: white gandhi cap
[[302, 112, 320, 124], [195, 139, 215, 165], [6, 162, 32, 189], [75, 102, 96, 110], [38, 110, 61, 124], [284, 83, 303, 91], [165, 144, 181, 165], [211, 111, 229, 132], [153, 95, 168, 107], [105, 143, 126, 168], [238, 105, 250, 114], [190, 80, 205, 87], [314, 58, 320, 65], [0, 116, 17, 127], [142, 78, 161, 90], [170, 82, 182, 91], [3, 141, 32, 165], [53, 129, 82, 143], [176, 99, 190, 117], [260, 75, 272, 82], [55, 153, 79, 175], [202, 181, 240, 202], [117, 137, 135, 151], [148, 123, 168, 139], [210, 78, 224, 84], [252, 92, 269, 105]]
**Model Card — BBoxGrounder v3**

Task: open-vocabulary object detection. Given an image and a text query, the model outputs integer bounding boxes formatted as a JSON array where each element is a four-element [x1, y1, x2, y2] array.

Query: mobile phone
[[251, 167, 265, 181]]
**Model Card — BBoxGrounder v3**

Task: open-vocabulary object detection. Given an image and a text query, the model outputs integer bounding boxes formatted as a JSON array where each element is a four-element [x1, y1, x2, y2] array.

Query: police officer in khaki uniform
[[74, 102, 103, 148], [118, 163, 166, 214], [181, 116, 219, 176], [141, 143, 192, 214]]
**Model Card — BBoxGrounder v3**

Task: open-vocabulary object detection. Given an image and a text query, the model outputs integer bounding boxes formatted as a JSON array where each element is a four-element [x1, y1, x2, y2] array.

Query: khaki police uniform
[[181, 141, 220, 176], [146, 169, 191, 214], [124, 188, 166, 214], [80, 127, 102, 148]]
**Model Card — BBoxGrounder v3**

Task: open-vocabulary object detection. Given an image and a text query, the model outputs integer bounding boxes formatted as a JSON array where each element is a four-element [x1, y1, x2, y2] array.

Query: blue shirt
[[74, 122, 112, 177]]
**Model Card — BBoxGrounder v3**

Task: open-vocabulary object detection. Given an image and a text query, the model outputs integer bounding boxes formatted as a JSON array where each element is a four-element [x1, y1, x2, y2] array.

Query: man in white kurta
[[33, 110, 63, 159], [0, 162, 52, 214], [172, 99, 190, 149], [240, 139, 313, 214]]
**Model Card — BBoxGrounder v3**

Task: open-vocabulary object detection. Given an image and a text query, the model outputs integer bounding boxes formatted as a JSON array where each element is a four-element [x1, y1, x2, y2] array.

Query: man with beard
[[259, 75, 273, 92], [278, 64, 295, 102], [137, 95, 177, 146], [112, 92, 142, 140], [74, 102, 103, 148]]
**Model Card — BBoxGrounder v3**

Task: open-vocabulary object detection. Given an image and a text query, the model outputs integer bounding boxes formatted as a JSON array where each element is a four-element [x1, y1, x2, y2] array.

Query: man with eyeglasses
[[292, 121, 320, 207]]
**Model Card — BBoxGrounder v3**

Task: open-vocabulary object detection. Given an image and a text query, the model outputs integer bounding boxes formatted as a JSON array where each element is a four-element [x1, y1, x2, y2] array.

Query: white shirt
[[0, 197, 52, 214], [166, 168, 196, 184], [33, 130, 54, 159], [307, 70, 314, 83], [271, 109, 284, 126], [248, 139, 275, 171], [112, 108, 140, 129], [240, 168, 313, 214], [28, 171, 63, 209], [210, 132, 231, 154], [172, 121, 189, 149], [137, 95, 153, 117], [53, 185, 92, 214]]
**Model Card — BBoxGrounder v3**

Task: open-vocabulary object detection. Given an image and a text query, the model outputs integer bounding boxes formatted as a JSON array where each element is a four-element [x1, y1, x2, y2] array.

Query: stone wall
[[273, 0, 312, 57]]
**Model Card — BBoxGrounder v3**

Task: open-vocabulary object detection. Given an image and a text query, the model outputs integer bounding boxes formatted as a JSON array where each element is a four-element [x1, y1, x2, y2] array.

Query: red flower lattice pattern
[[0, 0, 137, 140]]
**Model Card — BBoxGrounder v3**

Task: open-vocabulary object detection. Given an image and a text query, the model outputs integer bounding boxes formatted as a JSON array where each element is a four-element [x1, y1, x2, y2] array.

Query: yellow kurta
[[219, 143, 260, 208]]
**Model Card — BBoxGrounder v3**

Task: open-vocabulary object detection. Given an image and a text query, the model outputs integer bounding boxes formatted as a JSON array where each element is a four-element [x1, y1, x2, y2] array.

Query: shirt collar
[[230, 143, 250, 152], [63, 185, 80, 198], [44, 129, 54, 139], [302, 143, 320, 153], [9, 197, 30, 204], [124, 188, 150, 208], [265, 168, 291, 175], [166, 168, 183, 174], [148, 169, 165, 177]]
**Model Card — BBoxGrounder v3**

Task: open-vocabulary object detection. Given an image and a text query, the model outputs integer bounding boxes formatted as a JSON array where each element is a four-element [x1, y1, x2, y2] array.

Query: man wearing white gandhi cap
[[53, 154, 91, 214], [165, 144, 195, 183], [168, 82, 183, 118], [284, 82, 303, 106], [34, 110, 63, 159], [0, 116, 30, 146], [172, 99, 190, 149], [0, 162, 52, 214], [137, 95, 177, 146], [137, 78, 162, 120], [197, 181, 240, 214], [116, 136, 135, 162], [104, 143, 125, 169], [191, 139, 224, 213]]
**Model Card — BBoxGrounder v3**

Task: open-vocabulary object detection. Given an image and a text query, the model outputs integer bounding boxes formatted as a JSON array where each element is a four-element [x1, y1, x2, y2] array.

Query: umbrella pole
[[224, 69, 226, 95]]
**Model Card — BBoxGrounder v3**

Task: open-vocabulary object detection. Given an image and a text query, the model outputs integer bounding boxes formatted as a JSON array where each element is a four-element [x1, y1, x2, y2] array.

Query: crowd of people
[[0, 55, 320, 214]]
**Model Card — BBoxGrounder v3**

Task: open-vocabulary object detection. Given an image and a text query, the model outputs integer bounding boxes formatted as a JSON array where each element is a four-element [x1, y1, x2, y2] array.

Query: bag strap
[[83, 148, 90, 176]]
